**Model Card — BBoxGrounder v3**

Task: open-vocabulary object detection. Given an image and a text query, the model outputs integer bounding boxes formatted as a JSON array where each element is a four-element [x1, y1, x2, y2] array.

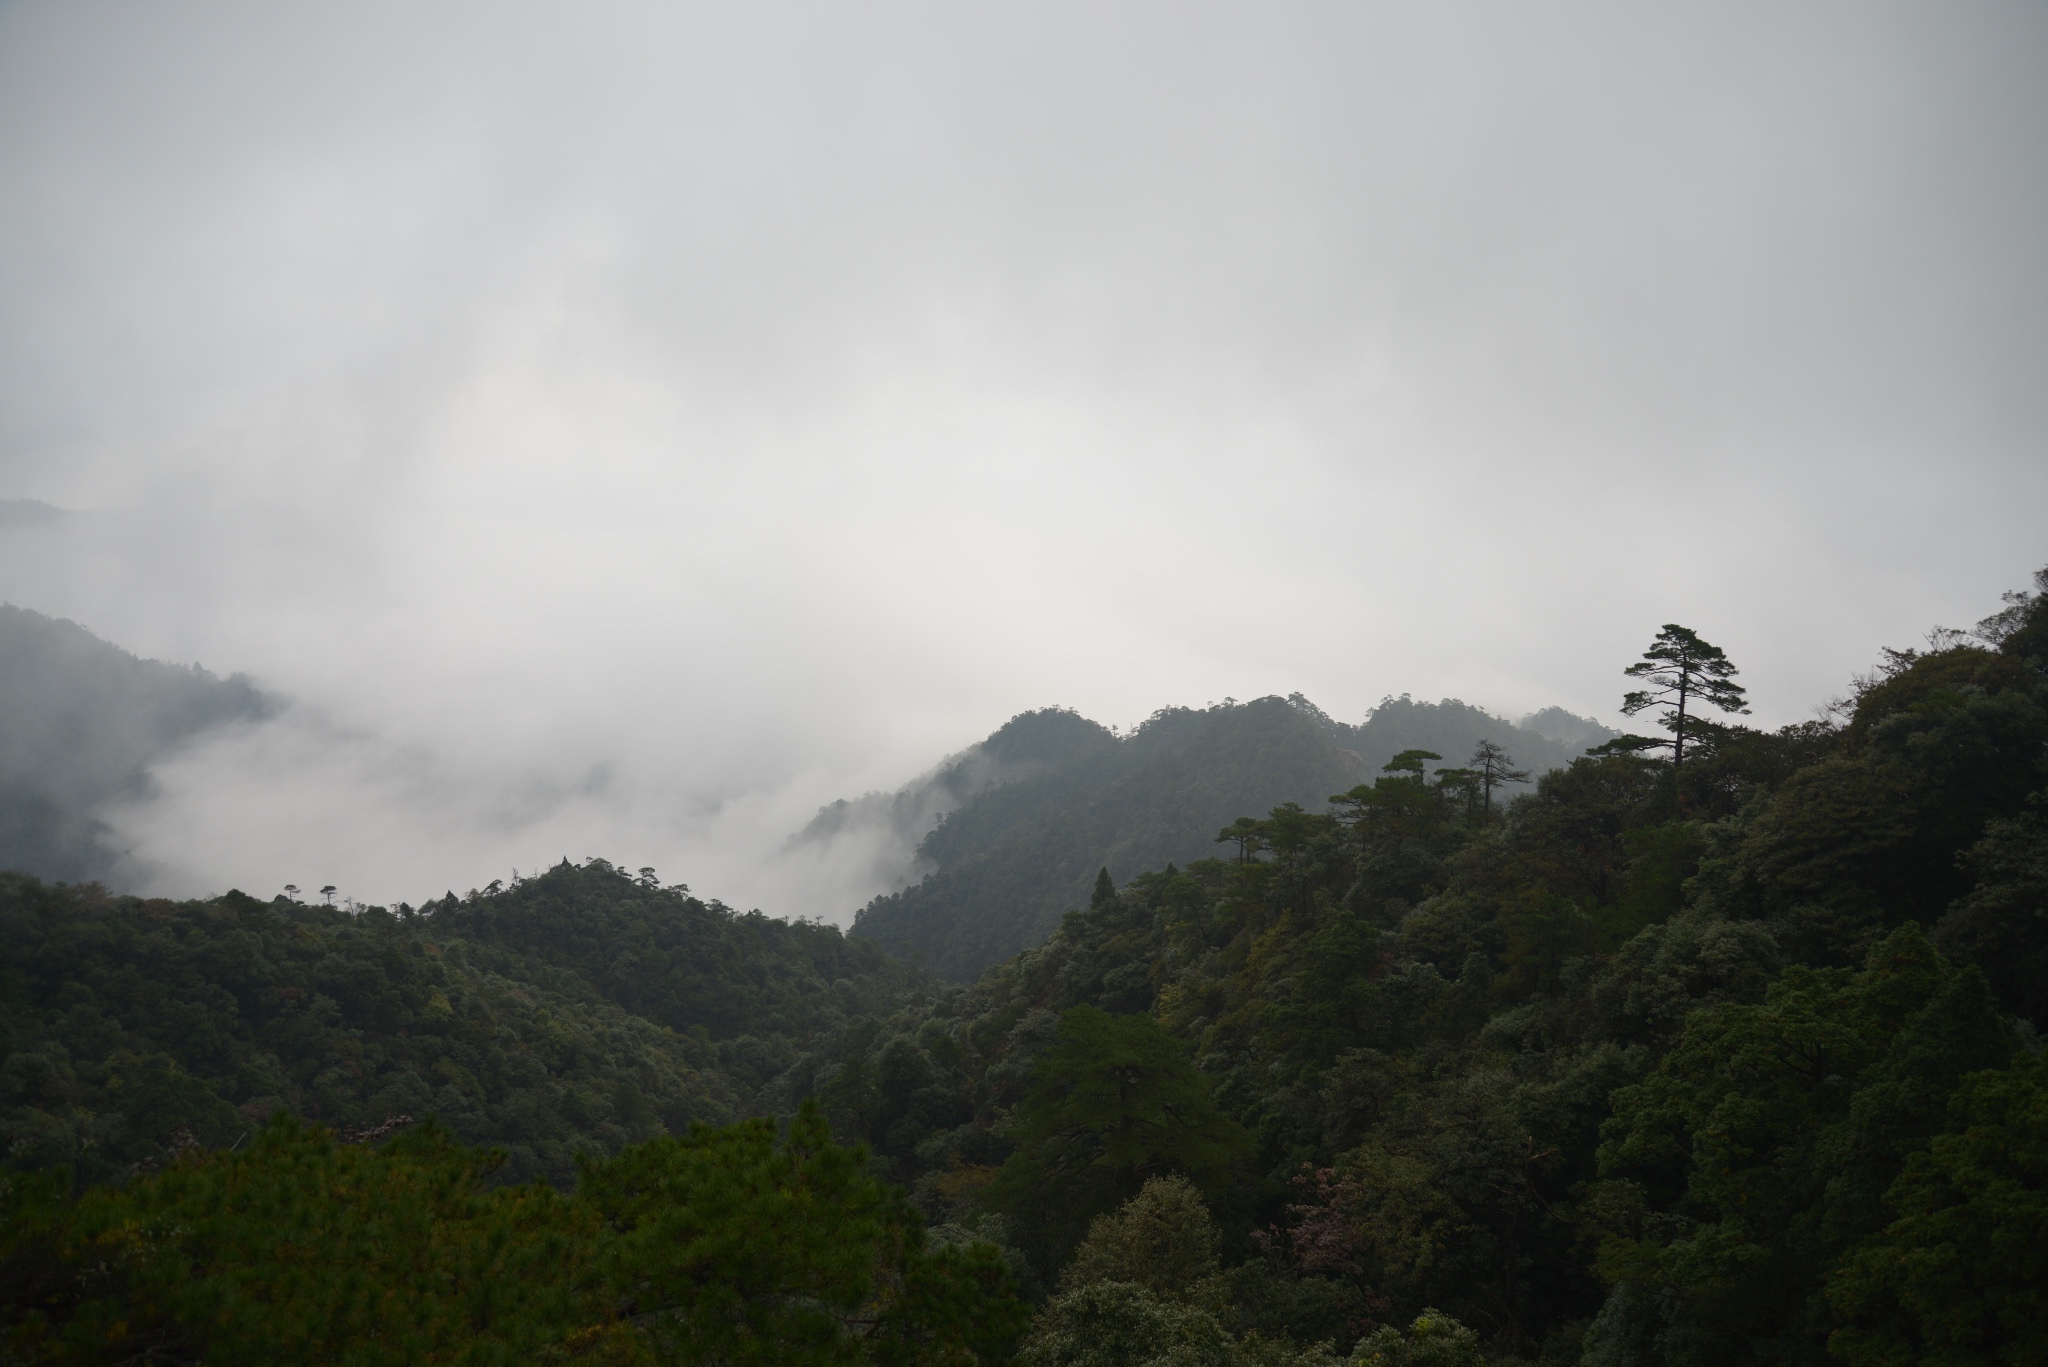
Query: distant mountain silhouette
[[0, 605, 271, 884], [0, 498, 66, 529], [833, 693, 1612, 978]]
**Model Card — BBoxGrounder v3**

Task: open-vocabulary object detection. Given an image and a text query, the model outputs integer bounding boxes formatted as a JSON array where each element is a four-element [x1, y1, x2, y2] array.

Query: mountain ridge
[[835, 693, 1614, 978], [0, 604, 272, 885]]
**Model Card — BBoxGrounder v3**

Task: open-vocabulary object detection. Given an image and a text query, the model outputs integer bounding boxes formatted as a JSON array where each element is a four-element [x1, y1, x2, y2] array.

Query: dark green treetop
[[1596, 924, 2015, 1365], [985, 1007, 1252, 1265], [2, 1103, 1024, 1367], [1621, 624, 1749, 769], [1215, 817, 1265, 864], [1465, 739, 1529, 815], [1382, 749, 1442, 782]]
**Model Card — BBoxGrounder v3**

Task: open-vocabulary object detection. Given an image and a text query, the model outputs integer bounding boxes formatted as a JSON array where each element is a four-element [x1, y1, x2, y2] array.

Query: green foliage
[[1620, 624, 1749, 771], [1596, 925, 2017, 1365], [1062, 1174, 1221, 1301], [428, 859, 916, 1047], [1018, 1281, 1245, 1367], [1032, 1179, 1358, 1367], [1381, 752, 1442, 782], [1825, 1050, 2048, 1366], [1466, 740, 1530, 817], [1348, 1309, 1484, 1367], [0, 860, 920, 1187], [580, 1102, 1025, 1367], [1934, 794, 2048, 1025], [794, 567, 2048, 1362], [3, 1116, 608, 1365], [988, 1008, 1253, 1263], [1018, 1275, 1344, 1367], [1, 1103, 1024, 1367], [1972, 566, 2048, 668], [851, 698, 1610, 980], [803, 741, 1810, 1344], [1692, 645, 2048, 965], [13, 569, 2046, 1363], [801, 740, 1793, 1346], [854, 701, 1366, 980]]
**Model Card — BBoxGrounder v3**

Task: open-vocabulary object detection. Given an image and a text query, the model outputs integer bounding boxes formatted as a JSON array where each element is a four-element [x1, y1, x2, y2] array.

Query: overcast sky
[[1, 0, 2043, 915]]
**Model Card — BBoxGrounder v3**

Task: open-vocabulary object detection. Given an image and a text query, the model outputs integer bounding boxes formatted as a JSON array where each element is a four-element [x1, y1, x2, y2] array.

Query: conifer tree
[[1466, 740, 1530, 815], [1091, 867, 1116, 911], [1621, 624, 1749, 769], [1215, 817, 1264, 864], [1383, 749, 1442, 782]]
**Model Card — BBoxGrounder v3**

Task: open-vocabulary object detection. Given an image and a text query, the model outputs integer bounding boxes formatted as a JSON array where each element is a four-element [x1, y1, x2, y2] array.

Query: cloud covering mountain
[[0, 1, 2041, 911]]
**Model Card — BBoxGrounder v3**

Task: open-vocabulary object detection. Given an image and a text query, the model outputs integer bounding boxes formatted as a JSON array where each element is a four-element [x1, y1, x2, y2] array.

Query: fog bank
[[1, 1, 2042, 914]]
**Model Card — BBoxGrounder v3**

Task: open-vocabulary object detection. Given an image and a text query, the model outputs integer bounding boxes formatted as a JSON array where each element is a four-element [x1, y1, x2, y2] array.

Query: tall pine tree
[[1621, 624, 1748, 769]]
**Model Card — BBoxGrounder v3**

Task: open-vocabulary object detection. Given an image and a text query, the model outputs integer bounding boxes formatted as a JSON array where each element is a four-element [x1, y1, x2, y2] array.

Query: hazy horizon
[[0, 592, 1620, 913], [2, 1, 2043, 916]]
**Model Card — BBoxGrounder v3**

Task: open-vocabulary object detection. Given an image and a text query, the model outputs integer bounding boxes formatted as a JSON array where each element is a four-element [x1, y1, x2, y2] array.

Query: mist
[[1, 0, 2043, 916]]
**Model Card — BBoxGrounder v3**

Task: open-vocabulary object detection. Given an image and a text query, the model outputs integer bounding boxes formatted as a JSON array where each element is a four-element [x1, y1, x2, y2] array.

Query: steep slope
[[0, 605, 270, 885], [774, 568, 2048, 1362], [849, 694, 1609, 979], [782, 706, 1122, 902]]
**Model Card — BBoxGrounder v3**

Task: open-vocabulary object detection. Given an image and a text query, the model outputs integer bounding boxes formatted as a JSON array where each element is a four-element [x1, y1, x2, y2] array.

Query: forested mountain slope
[[771, 568, 2048, 1365], [0, 605, 270, 886], [0, 859, 922, 1188], [9, 573, 2046, 1366], [849, 695, 1610, 980]]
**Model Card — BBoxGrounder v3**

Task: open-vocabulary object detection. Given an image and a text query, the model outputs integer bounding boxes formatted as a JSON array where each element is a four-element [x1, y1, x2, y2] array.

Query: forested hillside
[[848, 696, 1609, 980], [0, 860, 920, 1189], [0, 606, 270, 886], [6, 571, 2046, 1366], [2, 1104, 1022, 1365], [770, 569, 2048, 1366], [0, 861, 1013, 1365]]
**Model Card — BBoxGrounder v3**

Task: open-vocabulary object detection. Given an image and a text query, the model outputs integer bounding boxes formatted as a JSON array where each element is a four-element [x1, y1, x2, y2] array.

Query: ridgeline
[[841, 695, 1611, 979], [5, 567, 2047, 1366]]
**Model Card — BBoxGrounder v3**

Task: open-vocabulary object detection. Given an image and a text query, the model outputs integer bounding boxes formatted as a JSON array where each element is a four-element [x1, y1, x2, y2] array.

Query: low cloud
[[2, 2, 2043, 913], [105, 698, 938, 917]]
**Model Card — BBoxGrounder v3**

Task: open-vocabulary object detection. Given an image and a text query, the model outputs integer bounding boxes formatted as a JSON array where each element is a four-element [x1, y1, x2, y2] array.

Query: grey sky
[[1, 0, 2043, 914]]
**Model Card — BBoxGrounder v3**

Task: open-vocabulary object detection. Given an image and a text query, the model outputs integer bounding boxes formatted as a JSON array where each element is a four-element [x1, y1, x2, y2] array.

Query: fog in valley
[[2, 1, 2044, 917]]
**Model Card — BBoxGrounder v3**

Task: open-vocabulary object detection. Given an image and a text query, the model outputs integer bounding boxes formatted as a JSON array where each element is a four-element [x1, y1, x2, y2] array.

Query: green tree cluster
[[1, 1102, 1023, 1365], [1021, 1176, 1357, 1367], [0, 859, 920, 1188], [784, 570, 2048, 1364], [1593, 924, 2019, 1363], [851, 699, 1609, 980], [986, 1008, 1253, 1263], [11, 570, 2047, 1364]]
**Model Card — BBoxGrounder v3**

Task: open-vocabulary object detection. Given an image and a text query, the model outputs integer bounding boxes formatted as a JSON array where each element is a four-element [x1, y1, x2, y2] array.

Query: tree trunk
[[1674, 674, 1689, 771]]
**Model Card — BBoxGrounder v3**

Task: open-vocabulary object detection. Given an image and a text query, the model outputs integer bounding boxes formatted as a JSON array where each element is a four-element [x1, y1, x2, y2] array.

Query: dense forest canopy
[[5, 567, 2048, 1366], [0, 860, 919, 1189], [4, 1104, 1022, 1365], [776, 569, 2048, 1366], [847, 696, 1612, 980]]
